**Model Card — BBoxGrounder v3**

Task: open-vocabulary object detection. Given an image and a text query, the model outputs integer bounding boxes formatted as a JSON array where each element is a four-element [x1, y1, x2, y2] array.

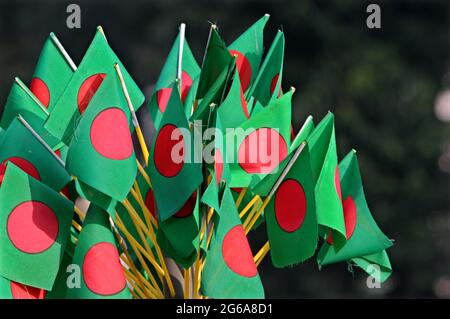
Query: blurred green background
[[1, 0, 450, 298]]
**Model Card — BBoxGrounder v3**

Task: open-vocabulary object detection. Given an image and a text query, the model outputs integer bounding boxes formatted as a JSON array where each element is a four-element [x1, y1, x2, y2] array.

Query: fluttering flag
[[67, 204, 131, 299], [0, 77, 59, 148], [351, 250, 392, 283], [157, 191, 201, 268], [217, 68, 251, 128], [0, 118, 71, 191], [228, 14, 270, 93], [247, 30, 284, 106], [66, 71, 137, 209], [30, 33, 75, 111], [307, 112, 346, 247], [45, 26, 144, 144], [317, 150, 393, 266], [201, 112, 231, 212], [148, 83, 202, 221], [253, 143, 318, 267], [148, 28, 200, 129], [196, 26, 232, 100], [228, 90, 293, 188], [201, 187, 264, 298], [0, 275, 46, 299], [0, 163, 73, 290]]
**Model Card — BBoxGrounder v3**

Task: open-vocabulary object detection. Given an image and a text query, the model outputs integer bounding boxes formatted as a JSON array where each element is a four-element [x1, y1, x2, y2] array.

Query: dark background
[[1, 0, 450, 298]]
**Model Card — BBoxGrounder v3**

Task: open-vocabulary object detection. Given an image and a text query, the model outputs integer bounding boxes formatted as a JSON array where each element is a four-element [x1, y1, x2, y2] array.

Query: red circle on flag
[[156, 88, 173, 113], [145, 188, 157, 219], [214, 148, 224, 185], [77, 73, 106, 114], [90, 107, 133, 160], [7, 201, 59, 254], [10, 281, 46, 299], [222, 225, 257, 277], [343, 196, 357, 239], [82, 242, 126, 296], [229, 50, 252, 92], [335, 165, 342, 202], [238, 128, 288, 174], [0, 157, 41, 184], [30, 77, 50, 108], [174, 191, 197, 218], [274, 179, 307, 232], [181, 71, 193, 104], [153, 124, 184, 177]]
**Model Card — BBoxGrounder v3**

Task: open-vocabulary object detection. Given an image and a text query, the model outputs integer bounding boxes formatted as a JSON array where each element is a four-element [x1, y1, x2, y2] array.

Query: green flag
[[66, 71, 137, 204], [0, 275, 47, 299], [0, 163, 74, 290], [247, 30, 284, 106], [307, 112, 346, 247], [0, 78, 59, 149], [44, 27, 144, 144], [0, 117, 71, 192], [217, 68, 251, 129], [157, 191, 200, 268], [67, 204, 130, 299], [196, 26, 233, 99], [351, 250, 392, 283], [148, 29, 200, 129], [253, 143, 318, 267], [30, 33, 75, 111], [317, 150, 393, 265], [228, 14, 269, 93], [148, 83, 202, 221], [201, 187, 264, 298], [228, 90, 293, 188]]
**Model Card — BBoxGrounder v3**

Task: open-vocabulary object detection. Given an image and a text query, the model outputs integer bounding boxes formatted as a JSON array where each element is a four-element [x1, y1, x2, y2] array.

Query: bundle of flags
[[0, 14, 393, 299]]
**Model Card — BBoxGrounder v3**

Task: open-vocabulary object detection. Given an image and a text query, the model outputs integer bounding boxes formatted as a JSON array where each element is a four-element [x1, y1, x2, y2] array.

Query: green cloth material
[[0, 163, 74, 290], [44, 27, 144, 144]]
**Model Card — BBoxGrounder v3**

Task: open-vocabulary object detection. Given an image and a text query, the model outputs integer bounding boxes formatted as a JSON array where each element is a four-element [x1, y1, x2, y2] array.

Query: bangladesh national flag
[[45, 26, 144, 144], [196, 26, 232, 100], [306, 112, 346, 247], [351, 250, 392, 283], [148, 83, 202, 221], [228, 14, 270, 93], [217, 68, 250, 129], [247, 30, 284, 106], [201, 187, 264, 298], [30, 33, 75, 111], [0, 275, 47, 299], [157, 190, 200, 268], [253, 142, 318, 267], [0, 162, 74, 290], [317, 150, 393, 266], [228, 90, 293, 188], [67, 204, 130, 299], [148, 29, 200, 129], [290, 115, 314, 152], [201, 112, 231, 212], [0, 77, 59, 149], [66, 71, 137, 204], [0, 118, 71, 192]]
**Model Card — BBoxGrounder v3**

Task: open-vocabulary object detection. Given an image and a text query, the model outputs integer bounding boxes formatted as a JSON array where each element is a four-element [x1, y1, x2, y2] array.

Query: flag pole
[[17, 114, 65, 167], [254, 241, 270, 267], [114, 63, 150, 165], [15, 77, 49, 116], [49, 32, 77, 71], [177, 23, 186, 93], [244, 141, 307, 234]]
